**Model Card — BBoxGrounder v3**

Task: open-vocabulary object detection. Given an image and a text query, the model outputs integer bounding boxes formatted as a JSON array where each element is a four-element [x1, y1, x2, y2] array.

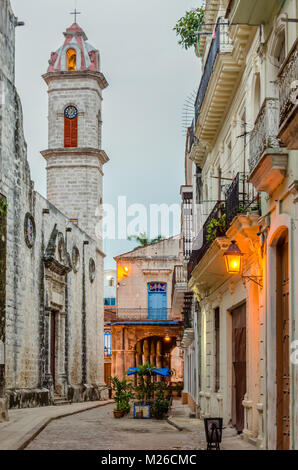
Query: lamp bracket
[[241, 275, 263, 288]]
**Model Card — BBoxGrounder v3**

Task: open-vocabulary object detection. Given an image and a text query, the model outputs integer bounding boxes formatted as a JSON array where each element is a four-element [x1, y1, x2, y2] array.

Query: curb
[[166, 417, 184, 432], [18, 400, 114, 450]]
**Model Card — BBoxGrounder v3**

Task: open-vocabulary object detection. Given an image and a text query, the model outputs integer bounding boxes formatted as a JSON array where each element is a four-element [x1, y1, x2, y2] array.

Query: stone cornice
[[42, 70, 109, 90], [41, 147, 109, 165]]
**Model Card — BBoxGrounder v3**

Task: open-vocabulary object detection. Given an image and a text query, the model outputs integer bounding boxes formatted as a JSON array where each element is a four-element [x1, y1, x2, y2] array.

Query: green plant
[[133, 363, 157, 402], [173, 8, 205, 50], [128, 232, 165, 248], [152, 399, 170, 420], [206, 214, 226, 242], [110, 376, 133, 412], [154, 381, 170, 400]]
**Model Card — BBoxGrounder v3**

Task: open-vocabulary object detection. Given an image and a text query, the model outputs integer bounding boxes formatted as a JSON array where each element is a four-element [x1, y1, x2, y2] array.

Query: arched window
[[67, 48, 77, 71], [64, 105, 78, 148]]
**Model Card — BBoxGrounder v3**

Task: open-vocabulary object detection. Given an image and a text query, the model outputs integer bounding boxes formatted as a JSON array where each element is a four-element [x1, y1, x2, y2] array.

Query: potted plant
[[152, 398, 170, 420], [133, 363, 156, 418], [110, 376, 133, 418]]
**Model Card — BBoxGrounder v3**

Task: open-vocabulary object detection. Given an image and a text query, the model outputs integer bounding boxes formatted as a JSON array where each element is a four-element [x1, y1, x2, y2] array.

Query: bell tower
[[41, 21, 109, 242]]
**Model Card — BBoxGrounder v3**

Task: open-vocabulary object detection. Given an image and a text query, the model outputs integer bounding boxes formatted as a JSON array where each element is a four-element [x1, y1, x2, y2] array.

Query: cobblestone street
[[26, 403, 206, 451], [25, 401, 256, 451]]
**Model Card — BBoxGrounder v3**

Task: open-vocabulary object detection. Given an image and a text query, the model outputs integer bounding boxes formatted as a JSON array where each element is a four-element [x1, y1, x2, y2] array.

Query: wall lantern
[[223, 240, 243, 274], [124, 266, 129, 274], [223, 240, 263, 287]]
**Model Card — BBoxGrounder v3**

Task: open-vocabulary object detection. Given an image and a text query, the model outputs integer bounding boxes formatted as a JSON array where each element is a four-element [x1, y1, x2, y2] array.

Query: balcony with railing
[[172, 265, 190, 316], [248, 98, 288, 194], [181, 187, 193, 261], [225, 173, 260, 226], [188, 201, 226, 278], [193, 17, 244, 165], [115, 308, 180, 323], [278, 39, 298, 149], [188, 173, 260, 278]]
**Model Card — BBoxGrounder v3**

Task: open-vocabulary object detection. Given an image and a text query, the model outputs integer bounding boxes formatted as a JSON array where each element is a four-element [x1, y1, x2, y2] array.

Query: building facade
[[180, 0, 298, 450], [111, 237, 183, 381], [0, 1, 108, 418], [104, 269, 116, 389]]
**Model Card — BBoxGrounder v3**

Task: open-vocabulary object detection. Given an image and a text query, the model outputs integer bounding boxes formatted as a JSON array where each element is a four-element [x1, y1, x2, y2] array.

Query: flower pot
[[113, 409, 125, 418]]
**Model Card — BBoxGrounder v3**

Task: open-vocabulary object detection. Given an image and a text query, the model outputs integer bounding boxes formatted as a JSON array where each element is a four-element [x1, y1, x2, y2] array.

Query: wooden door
[[276, 233, 290, 450], [104, 363, 111, 386], [232, 303, 246, 433], [50, 313, 56, 387]]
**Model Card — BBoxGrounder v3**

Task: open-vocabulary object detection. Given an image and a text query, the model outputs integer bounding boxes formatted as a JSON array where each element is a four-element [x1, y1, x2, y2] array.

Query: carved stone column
[[150, 340, 156, 366], [136, 341, 142, 366], [143, 339, 150, 364]]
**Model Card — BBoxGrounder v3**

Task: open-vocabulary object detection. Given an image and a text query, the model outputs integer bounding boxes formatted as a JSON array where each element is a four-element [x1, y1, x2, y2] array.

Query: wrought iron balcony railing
[[187, 175, 260, 277], [189, 122, 195, 152], [225, 173, 260, 226], [182, 192, 193, 261], [194, 17, 233, 125], [116, 308, 178, 322], [248, 98, 281, 173], [188, 201, 226, 277], [278, 40, 298, 127]]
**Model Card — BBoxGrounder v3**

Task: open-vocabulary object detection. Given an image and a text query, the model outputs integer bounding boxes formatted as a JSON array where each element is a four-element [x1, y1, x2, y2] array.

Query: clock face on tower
[[64, 105, 78, 120]]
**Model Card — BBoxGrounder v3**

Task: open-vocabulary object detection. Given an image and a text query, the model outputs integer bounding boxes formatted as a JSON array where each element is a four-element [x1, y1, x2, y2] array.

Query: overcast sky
[[11, 0, 201, 269]]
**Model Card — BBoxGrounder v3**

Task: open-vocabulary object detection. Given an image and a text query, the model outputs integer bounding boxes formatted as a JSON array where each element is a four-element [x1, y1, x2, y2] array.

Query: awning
[[127, 367, 172, 377]]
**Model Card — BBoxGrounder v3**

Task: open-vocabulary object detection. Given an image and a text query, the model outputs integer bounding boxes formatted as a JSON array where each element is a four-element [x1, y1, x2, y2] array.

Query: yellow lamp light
[[124, 266, 129, 273], [223, 240, 243, 275], [164, 333, 171, 342]]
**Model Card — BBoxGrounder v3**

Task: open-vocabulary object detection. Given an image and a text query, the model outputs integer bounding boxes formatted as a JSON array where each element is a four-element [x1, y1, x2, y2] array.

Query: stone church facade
[[0, 1, 108, 418]]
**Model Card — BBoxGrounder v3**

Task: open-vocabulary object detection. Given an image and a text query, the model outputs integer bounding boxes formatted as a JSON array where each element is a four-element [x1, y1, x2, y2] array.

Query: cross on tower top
[[70, 8, 81, 23]]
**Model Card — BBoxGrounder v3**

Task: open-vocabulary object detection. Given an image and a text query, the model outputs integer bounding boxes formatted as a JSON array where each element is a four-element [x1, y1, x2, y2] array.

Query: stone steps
[[53, 395, 71, 406]]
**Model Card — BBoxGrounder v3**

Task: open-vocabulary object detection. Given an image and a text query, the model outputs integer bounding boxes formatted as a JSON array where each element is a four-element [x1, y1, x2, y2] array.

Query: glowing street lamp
[[223, 240, 263, 287], [223, 240, 243, 274], [164, 332, 171, 342]]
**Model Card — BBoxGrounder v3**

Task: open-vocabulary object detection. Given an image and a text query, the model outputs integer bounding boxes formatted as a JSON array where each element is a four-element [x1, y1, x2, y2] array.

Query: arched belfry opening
[[67, 48, 77, 71]]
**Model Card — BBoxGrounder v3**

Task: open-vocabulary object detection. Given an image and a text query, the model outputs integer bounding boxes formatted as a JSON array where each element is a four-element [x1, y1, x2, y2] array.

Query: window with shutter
[[64, 106, 78, 148]]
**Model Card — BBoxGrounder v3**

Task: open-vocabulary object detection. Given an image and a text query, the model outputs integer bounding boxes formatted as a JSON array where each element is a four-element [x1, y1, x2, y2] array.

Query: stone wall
[[0, 0, 106, 409]]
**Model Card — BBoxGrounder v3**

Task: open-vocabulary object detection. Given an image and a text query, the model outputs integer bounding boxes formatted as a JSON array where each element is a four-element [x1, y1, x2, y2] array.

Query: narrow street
[[25, 401, 255, 451], [25, 403, 205, 451]]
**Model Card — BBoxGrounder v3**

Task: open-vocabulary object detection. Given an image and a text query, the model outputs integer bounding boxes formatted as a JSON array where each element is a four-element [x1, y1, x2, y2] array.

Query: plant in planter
[[173, 7, 205, 50], [206, 214, 226, 243], [152, 398, 170, 420], [110, 376, 133, 418], [154, 381, 169, 400], [134, 363, 156, 403]]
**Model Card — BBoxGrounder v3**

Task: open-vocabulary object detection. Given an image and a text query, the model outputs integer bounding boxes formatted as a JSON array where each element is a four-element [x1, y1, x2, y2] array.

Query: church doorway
[[50, 312, 57, 388]]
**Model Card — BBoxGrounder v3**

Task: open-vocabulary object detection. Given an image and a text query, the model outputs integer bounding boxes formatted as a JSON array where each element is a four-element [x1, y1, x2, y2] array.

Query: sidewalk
[[0, 399, 113, 450], [168, 399, 257, 451]]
